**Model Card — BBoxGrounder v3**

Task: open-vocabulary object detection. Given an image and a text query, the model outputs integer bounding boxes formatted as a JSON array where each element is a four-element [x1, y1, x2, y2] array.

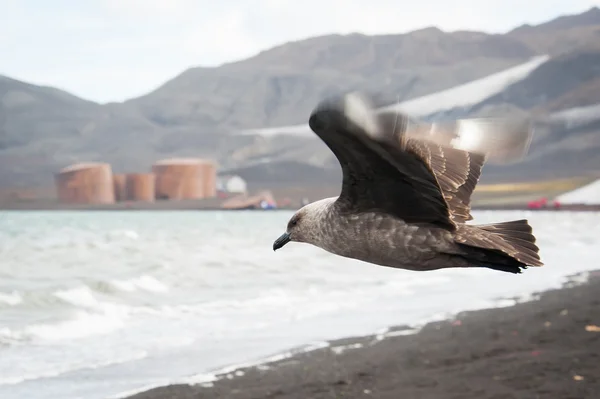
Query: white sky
[[1, 0, 598, 103]]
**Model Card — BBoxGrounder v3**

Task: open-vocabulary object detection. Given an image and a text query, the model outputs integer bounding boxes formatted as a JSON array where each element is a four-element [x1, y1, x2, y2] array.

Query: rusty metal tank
[[55, 162, 115, 204], [152, 158, 205, 200], [200, 160, 217, 198], [125, 173, 155, 202], [113, 174, 127, 202]]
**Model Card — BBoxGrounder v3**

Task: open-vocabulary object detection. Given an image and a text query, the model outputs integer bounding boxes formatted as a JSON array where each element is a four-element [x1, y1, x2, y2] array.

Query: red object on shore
[[527, 197, 557, 210]]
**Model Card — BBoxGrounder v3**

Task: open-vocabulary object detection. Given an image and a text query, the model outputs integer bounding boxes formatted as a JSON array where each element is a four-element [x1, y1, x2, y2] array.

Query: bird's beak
[[273, 232, 291, 251]]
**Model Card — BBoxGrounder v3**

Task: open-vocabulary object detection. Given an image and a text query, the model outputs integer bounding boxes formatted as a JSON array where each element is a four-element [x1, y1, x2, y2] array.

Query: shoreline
[[1, 203, 599, 212], [126, 269, 600, 399]]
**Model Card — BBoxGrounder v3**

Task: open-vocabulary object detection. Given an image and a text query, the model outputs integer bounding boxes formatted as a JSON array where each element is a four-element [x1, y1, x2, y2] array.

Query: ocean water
[[0, 210, 597, 399]]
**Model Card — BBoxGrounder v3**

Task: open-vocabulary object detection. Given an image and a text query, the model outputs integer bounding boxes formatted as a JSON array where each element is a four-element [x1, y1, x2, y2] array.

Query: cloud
[[101, 0, 194, 16], [0, 0, 597, 103], [180, 9, 263, 65]]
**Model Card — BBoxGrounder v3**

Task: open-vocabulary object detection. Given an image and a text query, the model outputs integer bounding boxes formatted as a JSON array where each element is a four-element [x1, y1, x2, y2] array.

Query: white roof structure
[[555, 179, 600, 205]]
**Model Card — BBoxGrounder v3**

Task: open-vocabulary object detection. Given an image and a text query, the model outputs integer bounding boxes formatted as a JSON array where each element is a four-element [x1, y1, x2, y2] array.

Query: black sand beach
[[129, 271, 600, 399]]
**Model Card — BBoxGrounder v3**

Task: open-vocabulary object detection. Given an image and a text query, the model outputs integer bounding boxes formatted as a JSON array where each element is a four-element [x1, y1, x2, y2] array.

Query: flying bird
[[272, 92, 543, 274]]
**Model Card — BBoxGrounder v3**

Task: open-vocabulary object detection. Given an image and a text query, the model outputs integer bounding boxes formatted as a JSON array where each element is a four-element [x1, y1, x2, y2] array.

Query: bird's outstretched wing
[[308, 92, 535, 229], [385, 112, 535, 164], [401, 138, 485, 225]]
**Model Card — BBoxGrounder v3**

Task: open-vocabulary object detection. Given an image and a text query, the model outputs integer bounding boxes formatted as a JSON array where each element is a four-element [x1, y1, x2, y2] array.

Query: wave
[[53, 286, 106, 309], [0, 273, 173, 347], [2, 278, 391, 346], [109, 275, 169, 293], [0, 349, 149, 386], [0, 327, 25, 346], [0, 269, 456, 349], [0, 273, 169, 309], [0, 285, 133, 345], [0, 306, 128, 345], [0, 291, 22, 306], [27, 309, 127, 341]]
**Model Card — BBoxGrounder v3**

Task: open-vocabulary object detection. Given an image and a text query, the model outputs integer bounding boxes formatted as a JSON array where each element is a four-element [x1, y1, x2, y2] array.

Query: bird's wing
[[377, 110, 534, 224], [401, 138, 484, 224], [309, 93, 454, 229], [391, 113, 535, 165], [308, 92, 534, 229]]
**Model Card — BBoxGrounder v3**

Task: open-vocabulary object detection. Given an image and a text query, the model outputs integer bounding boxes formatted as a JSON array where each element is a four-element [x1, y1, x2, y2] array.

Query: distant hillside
[[227, 43, 600, 185], [1, 7, 600, 196], [508, 7, 600, 54], [462, 45, 600, 182], [126, 29, 533, 130]]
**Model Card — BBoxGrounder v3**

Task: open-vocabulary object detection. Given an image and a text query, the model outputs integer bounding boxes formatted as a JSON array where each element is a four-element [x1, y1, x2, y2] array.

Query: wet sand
[[128, 270, 600, 399]]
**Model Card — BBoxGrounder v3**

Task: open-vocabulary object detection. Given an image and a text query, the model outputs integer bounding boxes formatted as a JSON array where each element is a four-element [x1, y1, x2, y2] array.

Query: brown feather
[[455, 221, 543, 267], [403, 139, 485, 224]]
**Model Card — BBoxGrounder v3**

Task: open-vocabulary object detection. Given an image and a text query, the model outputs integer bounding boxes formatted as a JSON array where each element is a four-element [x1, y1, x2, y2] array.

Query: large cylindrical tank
[[201, 160, 217, 198], [125, 173, 155, 202], [152, 158, 205, 200], [55, 162, 115, 204], [113, 174, 127, 202]]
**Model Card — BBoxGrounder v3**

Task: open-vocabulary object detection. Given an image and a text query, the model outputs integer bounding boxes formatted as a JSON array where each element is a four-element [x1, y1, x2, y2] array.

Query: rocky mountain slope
[[127, 31, 533, 129], [1, 7, 599, 194], [432, 43, 600, 182]]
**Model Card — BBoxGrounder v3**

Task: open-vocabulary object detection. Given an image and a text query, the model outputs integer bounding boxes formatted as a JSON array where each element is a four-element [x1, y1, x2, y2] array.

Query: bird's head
[[272, 199, 333, 251]]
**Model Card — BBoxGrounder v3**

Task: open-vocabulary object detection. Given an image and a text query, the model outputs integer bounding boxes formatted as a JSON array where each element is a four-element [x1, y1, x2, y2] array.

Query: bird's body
[[273, 92, 543, 274], [301, 199, 455, 271]]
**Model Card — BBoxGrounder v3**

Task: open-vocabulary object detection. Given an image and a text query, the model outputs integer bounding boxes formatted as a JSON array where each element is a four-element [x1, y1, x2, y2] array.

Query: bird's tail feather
[[455, 219, 543, 274]]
